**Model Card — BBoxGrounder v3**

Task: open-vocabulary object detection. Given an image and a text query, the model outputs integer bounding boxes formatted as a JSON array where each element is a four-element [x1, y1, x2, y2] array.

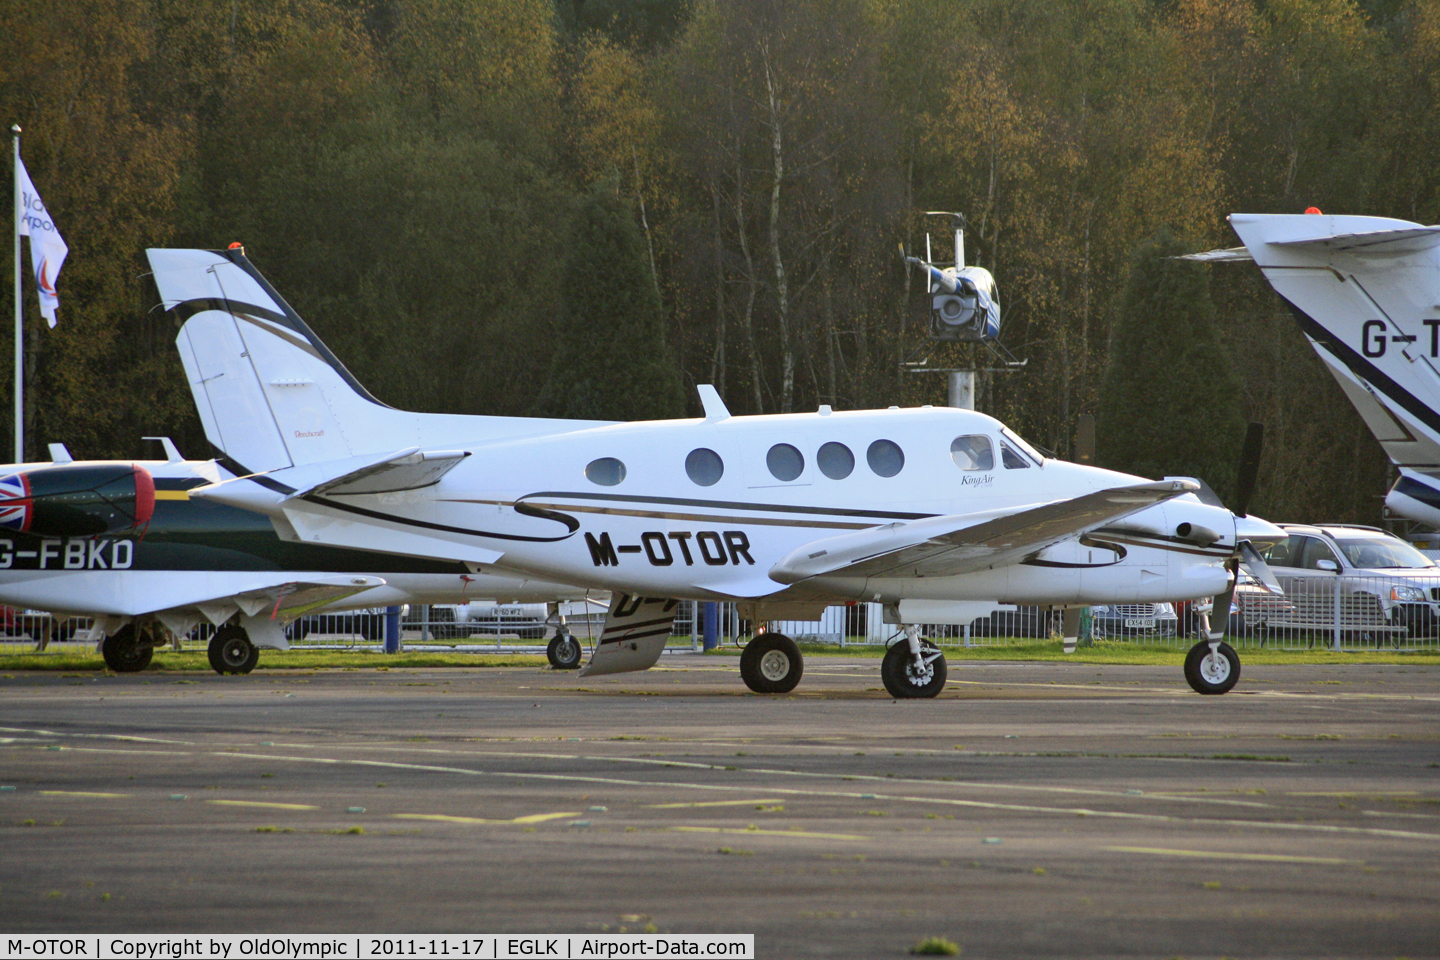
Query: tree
[[1097, 231, 1246, 500], [536, 184, 686, 422]]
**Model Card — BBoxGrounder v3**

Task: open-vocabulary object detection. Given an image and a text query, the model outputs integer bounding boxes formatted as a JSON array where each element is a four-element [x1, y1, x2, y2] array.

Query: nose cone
[[1236, 513, 1286, 548]]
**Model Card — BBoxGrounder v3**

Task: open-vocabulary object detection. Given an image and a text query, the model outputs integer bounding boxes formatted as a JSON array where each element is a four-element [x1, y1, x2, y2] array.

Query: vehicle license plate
[[1124, 618, 1155, 629]]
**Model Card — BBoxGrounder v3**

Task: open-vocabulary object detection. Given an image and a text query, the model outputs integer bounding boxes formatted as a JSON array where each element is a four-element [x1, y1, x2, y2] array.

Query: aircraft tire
[[880, 640, 947, 699], [208, 625, 259, 675], [547, 633, 583, 670], [739, 633, 803, 694], [1183, 640, 1239, 695], [102, 625, 152, 673]]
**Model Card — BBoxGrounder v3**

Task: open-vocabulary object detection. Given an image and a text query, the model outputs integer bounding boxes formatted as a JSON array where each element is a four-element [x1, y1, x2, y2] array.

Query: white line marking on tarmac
[[1104, 846, 1360, 865], [670, 826, 868, 841], [212, 751, 1440, 843]]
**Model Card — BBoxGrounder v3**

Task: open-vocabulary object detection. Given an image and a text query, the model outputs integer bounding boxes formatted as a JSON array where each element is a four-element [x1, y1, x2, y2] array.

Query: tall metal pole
[[12, 124, 22, 464]]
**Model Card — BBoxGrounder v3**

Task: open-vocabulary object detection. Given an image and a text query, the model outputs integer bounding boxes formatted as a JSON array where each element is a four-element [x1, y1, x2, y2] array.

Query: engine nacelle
[[0, 463, 155, 537]]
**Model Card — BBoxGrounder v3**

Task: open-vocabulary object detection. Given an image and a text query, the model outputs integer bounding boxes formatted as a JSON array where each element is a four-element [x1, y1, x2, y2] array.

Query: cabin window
[[950, 435, 994, 471], [867, 439, 905, 478], [1000, 440, 1030, 469], [685, 448, 724, 486], [817, 442, 855, 480], [585, 457, 627, 486], [766, 443, 805, 482]]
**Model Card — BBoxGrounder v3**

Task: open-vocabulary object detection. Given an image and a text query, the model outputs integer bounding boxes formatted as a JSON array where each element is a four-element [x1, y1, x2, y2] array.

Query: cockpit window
[[1000, 440, 1030, 469], [1000, 427, 1045, 466], [950, 435, 994, 471]]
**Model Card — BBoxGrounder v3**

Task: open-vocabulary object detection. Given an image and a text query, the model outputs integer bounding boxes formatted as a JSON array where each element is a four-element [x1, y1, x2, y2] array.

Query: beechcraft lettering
[[584, 530, 755, 567], [0, 538, 133, 570]]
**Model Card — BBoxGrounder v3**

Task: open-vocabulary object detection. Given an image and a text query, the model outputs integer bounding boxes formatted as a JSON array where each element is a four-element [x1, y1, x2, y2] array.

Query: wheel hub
[[759, 649, 791, 681], [1200, 653, 1230, 684], [222, 639, 249, 667], [906, 660, 934, 685]]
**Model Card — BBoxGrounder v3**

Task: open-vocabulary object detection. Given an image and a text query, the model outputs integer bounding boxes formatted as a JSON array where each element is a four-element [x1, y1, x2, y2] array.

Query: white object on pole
[[16, 154, 66, 328]]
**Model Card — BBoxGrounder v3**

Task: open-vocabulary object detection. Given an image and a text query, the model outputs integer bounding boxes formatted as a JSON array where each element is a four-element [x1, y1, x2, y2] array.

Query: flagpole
[[11, 124, 21, 464]]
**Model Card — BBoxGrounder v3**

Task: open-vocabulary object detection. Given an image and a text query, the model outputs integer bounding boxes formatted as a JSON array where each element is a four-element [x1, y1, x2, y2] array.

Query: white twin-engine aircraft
[[146, 247, 1283, 698], [1189, 213, 1440, 531]]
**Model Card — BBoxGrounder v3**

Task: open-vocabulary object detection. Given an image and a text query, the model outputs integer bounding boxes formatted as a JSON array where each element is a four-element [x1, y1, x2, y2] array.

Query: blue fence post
[[384, 605, 401, 654], [702, 602, 719, 651]]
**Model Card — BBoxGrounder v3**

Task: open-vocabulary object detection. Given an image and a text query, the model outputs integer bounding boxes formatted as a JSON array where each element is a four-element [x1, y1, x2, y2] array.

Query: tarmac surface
[[1, 653, 1437, 958]]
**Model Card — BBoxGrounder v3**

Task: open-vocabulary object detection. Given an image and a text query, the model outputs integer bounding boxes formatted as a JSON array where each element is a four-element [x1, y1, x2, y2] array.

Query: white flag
[[17, 157, 67, 328]]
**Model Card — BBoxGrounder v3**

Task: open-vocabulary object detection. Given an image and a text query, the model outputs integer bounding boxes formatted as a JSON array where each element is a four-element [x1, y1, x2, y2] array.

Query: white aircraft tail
[[1230, 214, 1440, 464], [147, 248, 607, 478]]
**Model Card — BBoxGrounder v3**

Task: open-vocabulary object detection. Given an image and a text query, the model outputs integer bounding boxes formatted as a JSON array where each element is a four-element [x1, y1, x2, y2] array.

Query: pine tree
[[537, 184, 688, 422], [1097, 230, 1246, 503]]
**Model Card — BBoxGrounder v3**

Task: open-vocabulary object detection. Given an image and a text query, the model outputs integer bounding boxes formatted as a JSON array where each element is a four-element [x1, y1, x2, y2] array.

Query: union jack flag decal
[[0, 473, 33, 532]]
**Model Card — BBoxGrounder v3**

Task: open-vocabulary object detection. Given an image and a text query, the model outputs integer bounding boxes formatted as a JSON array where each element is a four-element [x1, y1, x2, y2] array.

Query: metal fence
[[6, 576, 1439, 658]]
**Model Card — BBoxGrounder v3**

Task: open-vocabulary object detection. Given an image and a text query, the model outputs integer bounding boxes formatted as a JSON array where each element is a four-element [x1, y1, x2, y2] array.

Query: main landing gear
[[208, 623, 259, 675], [547, 630, 583, 670], [739, 632, 804, 693], [881, 624, 947, 699], [102, 623, 155, 673], [737, 624, 948, 698]]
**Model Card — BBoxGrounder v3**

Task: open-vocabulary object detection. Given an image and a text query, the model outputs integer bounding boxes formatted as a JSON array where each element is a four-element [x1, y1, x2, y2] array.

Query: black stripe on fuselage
[[302, 494, 579, 543], [1283, 298, 1440, 440], [220, 249, 395, 410]]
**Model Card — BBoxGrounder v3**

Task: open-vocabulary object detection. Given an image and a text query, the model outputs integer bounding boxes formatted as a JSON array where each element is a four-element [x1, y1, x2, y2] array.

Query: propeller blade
[[1233, 421, 1264, 517], [1237, 540, 1284, 595]]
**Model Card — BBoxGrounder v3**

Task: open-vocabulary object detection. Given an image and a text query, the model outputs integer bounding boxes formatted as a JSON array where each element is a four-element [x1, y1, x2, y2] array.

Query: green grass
[[1, 639, 1436, 673]]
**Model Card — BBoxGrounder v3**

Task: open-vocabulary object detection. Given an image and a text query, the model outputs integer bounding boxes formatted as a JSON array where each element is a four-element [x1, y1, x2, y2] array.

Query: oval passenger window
[[867, 439, 904, 478], [685, 448, 724, 486], [817, 442, 854, 480], [766, 443, 805, 482], [584, 457, 627, 486]]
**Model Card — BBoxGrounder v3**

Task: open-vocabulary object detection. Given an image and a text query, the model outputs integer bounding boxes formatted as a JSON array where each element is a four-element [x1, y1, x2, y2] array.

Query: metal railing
[[7, 577, 1437, 659]]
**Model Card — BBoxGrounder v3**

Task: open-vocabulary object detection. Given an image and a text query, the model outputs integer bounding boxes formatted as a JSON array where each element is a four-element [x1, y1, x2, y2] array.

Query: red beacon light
[[227, 241, 244, 251], [1304, 207, 1322, 215]]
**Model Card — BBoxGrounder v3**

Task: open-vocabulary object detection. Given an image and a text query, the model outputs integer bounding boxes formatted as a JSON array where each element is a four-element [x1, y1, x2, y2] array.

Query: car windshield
[[1335, 537, 1435, 570]]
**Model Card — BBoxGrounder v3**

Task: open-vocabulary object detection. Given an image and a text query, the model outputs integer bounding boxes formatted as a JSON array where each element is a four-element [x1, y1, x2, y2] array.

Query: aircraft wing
[[225, 576, 388, 620], [769, 479, 1198, 584]]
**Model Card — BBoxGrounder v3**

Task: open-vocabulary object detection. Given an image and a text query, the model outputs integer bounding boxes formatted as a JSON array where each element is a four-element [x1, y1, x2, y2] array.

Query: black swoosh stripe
[[302, 494, 577, 543]]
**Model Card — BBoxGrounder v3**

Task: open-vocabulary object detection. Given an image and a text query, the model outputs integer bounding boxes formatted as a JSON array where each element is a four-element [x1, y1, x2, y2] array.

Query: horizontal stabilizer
[[770, 479, 1199, 583], [1270, 226, 1440, 255], [310, 449, 470, 496], [1178, 246, 1253, 263]]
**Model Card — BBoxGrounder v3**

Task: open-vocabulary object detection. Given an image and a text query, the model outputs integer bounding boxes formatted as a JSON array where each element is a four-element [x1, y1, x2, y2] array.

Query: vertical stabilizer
[[1231, 213, 1440, 468]]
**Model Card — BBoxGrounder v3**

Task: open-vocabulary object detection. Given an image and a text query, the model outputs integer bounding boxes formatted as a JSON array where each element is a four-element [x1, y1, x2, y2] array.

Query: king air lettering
[[0, 538, 134, 570], [1361, 319, 1440, 359], [585, 530, 755, 568]]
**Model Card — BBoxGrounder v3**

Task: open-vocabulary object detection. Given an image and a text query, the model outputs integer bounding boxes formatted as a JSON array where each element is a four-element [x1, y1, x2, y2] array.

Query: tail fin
[[1230, 213, 1440, 470], [148, 247, 609, 476]]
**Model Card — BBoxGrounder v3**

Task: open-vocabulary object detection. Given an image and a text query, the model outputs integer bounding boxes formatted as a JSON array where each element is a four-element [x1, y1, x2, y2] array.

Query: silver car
[[1261, 524, 1440, 636]]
